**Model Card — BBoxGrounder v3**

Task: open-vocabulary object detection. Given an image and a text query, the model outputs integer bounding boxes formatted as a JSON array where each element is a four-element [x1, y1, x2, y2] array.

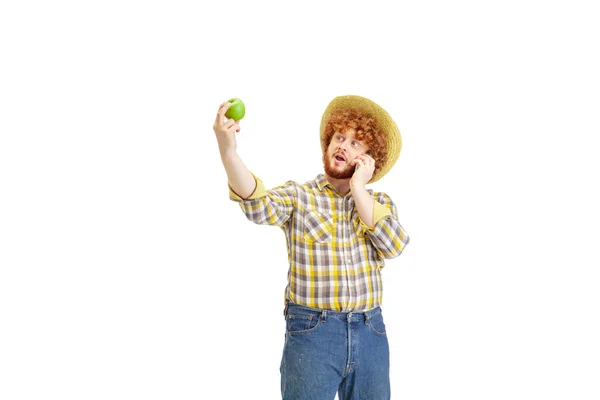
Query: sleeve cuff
[[228, 174, 267, 201], [359, 201, 392, 231]]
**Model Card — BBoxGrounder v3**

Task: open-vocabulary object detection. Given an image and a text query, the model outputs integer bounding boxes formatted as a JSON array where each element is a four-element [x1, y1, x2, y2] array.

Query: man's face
[[323, 128, 369, 180]]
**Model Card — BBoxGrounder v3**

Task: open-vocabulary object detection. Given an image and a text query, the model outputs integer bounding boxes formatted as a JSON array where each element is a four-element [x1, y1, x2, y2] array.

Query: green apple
[[224, 98, 245, 121]]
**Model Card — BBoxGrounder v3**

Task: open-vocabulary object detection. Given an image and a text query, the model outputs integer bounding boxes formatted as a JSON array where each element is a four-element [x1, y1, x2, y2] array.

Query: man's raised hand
[[213, 101, 241, 155]]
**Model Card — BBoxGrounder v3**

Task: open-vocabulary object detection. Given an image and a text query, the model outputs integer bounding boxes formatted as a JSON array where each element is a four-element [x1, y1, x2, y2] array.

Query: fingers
[[218, 101, 231, 114], [226, 123, 239, 135], [215, 101, 232, 125], [214, 101, 242, 133], [223, 119, 239, 134], [213, 100, 242, 137], [353, 155, 375, 169], [225, 119, 236, 130]]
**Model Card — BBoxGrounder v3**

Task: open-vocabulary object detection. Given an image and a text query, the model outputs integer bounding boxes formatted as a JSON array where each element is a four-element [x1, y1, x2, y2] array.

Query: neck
[[324, 174, 351, 196]]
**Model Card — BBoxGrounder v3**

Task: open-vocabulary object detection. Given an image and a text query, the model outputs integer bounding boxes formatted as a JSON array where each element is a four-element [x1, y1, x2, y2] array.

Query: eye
[[352, 141, 360, 148], [336, 135, 344, 141]]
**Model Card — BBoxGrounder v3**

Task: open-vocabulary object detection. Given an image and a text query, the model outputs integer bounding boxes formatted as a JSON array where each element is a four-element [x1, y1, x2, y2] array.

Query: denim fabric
[[280, 303, 390, 400]]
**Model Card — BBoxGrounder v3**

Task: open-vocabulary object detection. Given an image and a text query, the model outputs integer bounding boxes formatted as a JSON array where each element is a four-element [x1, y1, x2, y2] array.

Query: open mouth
[[334, 154, 346, 162]]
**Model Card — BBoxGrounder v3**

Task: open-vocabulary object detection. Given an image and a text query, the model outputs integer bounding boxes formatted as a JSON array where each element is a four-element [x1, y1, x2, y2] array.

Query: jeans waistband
[[284, 302, 381, 321]]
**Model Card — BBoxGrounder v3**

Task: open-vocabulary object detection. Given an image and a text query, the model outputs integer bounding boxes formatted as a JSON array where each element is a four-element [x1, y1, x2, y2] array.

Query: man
[[213, 95, 410, 399]]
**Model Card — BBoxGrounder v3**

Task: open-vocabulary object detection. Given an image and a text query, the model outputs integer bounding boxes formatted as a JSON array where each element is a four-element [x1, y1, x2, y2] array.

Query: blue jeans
[[280, 303, 390, 399]]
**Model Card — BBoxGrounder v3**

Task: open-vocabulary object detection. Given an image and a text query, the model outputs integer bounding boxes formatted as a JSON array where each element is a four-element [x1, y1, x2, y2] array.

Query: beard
[[322, 152, 356, 179]]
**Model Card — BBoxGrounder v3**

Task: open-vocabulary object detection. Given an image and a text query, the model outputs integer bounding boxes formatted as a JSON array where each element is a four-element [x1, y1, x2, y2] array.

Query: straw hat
[[320, 95, 402, 183]]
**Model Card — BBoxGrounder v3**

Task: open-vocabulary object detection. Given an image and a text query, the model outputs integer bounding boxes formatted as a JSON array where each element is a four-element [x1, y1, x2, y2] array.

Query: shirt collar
[[315, 174, 331, 191], [315, 173, 368, 198]]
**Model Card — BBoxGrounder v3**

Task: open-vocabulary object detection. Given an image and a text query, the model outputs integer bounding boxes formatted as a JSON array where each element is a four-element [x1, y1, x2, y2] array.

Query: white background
[[1, 1, 599, 399]]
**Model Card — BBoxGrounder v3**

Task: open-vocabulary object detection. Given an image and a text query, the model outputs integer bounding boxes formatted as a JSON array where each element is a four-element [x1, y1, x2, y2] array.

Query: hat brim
[[320, 95, 402, 183]]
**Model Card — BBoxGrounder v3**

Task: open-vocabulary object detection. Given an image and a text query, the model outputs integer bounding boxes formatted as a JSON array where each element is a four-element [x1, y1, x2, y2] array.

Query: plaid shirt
[[230, 174, 410, 312]]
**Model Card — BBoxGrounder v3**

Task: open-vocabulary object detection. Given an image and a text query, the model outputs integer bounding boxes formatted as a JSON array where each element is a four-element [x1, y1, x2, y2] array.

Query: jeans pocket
[[286, 312, 323, 335], [368, 312, 387, 336]]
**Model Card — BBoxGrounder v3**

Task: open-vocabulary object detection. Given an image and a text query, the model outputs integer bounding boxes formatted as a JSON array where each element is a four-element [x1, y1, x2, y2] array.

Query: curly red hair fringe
[[322, 108, 388, 178]]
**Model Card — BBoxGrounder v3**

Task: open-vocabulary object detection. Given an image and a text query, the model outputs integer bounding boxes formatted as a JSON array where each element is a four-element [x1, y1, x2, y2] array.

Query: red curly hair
[[322, 108, 388, 178]]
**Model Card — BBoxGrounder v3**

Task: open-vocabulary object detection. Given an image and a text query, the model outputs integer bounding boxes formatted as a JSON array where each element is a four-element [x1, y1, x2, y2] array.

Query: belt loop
[[364, 312, 370, 325], [321, 310, 327, 323], [284, 302, 289, 317]]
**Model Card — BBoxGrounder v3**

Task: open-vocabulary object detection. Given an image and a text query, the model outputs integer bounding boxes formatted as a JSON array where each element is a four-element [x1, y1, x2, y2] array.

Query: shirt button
[[347, 259, 352, 264]]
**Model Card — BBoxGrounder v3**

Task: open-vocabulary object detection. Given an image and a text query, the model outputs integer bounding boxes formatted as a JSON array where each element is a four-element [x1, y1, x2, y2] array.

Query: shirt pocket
[[303, 209, 334, 243]]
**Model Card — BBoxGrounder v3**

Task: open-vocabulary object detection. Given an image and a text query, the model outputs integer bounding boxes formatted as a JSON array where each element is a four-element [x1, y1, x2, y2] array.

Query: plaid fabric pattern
[[230, 174, 410, 312]]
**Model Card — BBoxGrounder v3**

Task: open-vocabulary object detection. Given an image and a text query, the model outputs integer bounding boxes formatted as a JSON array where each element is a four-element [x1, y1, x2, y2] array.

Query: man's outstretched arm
[[213, 101, 256, 199]]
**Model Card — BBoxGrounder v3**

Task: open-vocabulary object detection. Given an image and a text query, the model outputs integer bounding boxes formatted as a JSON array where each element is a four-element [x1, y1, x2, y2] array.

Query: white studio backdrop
[[1, 1, 599, 399]]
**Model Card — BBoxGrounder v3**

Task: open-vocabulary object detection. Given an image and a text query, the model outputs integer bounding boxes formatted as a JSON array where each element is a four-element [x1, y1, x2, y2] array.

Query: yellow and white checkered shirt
[[230, 174, 410, 312]]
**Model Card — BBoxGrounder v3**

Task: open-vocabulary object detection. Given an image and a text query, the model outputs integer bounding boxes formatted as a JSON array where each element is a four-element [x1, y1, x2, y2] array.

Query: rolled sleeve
[[362, 193, 410, 259], [358, 201, 392, 232], [229, 175, 297, 227], [229, 175, 267, 202]]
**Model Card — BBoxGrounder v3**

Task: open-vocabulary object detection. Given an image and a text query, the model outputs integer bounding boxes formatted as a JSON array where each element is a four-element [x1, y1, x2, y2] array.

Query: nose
[[338, 141, 350, 153]]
